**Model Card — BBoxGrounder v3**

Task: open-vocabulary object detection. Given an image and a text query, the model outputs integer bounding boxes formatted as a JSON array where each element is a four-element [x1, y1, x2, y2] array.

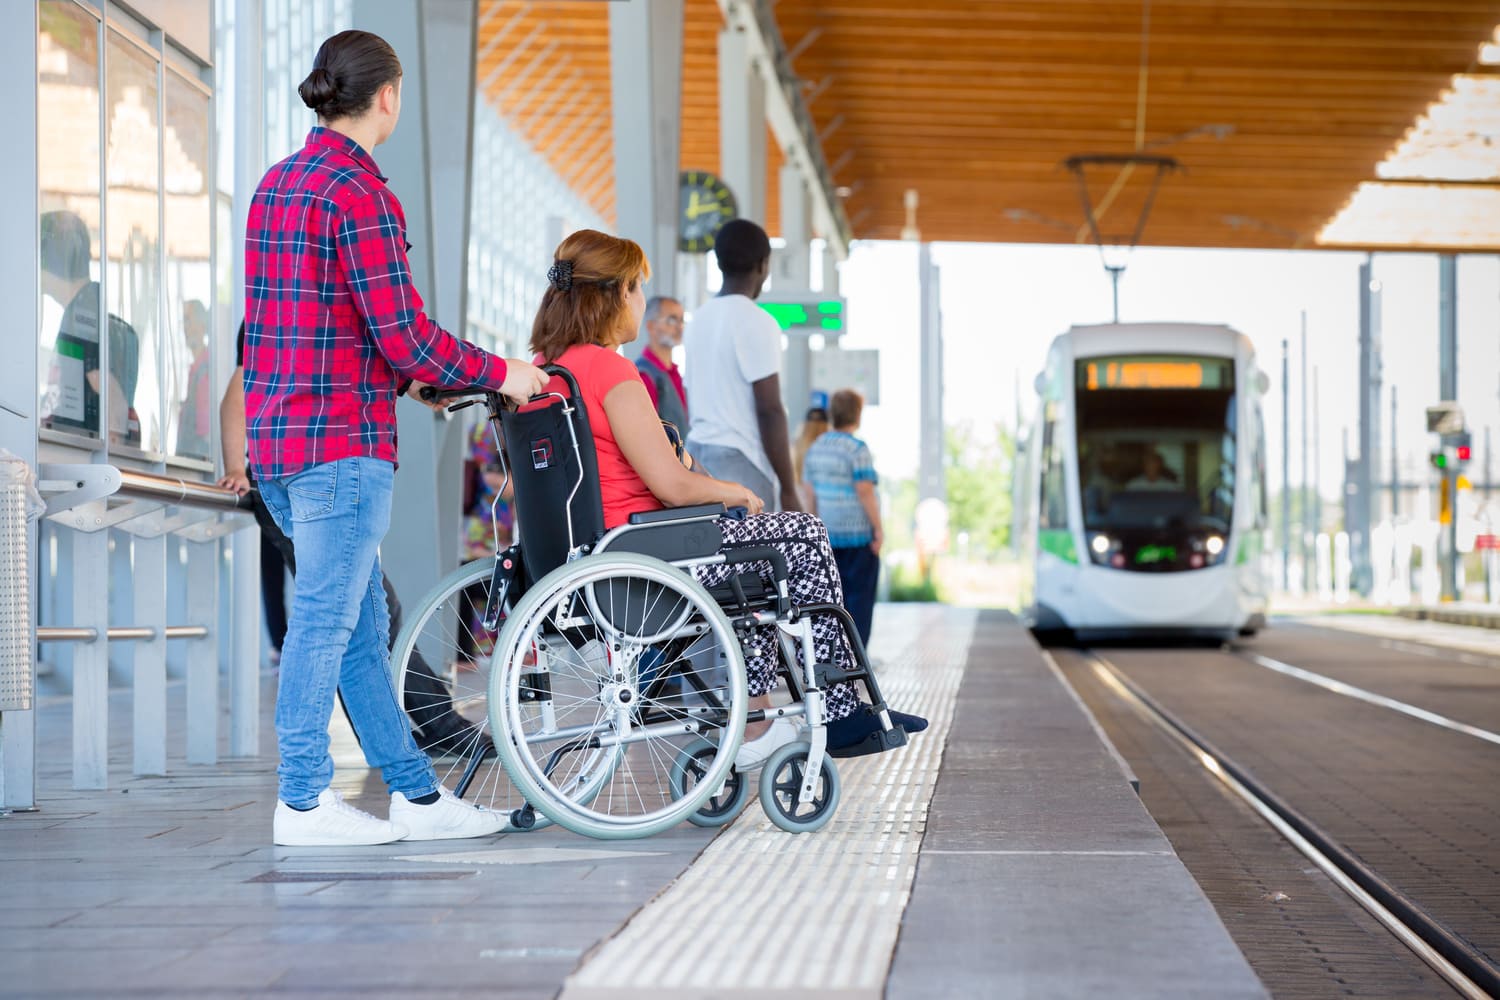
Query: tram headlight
[[1205, 535, 1225, 557], [1088, 533, 1123, 567]]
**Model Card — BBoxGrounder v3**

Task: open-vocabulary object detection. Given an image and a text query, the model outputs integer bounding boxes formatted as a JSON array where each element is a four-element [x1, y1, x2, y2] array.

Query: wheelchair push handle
[[540, 365, 585, 404], [416, 364, 585, 411], [416, 384, 490, 414]]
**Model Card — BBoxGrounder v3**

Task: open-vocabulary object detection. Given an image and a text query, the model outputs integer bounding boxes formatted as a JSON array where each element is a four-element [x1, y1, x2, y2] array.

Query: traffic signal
[[1431, 450, 1449, 470], [1456, 444, 1472, 463]]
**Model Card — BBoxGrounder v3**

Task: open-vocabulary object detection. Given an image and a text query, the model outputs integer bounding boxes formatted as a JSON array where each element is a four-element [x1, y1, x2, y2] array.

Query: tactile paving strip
[[559, 605, 977, 999]]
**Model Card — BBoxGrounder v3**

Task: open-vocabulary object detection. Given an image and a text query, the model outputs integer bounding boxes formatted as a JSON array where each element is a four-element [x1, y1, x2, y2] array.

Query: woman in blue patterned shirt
[[804, 389, 884, 646]]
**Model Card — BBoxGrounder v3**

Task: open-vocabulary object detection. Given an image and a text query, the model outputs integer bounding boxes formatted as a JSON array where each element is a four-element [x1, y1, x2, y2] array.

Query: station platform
[[0, 605, 1264, 998], [1396, 602, 1500, 630]]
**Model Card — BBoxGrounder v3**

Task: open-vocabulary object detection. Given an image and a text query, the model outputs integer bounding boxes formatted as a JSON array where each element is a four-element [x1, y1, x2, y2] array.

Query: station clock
[[679, 170, 737, 253]]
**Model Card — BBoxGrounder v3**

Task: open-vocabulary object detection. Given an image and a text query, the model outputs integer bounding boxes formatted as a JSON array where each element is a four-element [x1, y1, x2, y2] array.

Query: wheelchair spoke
[[489, 553, 747, 838], [390, 559, 546, 830]]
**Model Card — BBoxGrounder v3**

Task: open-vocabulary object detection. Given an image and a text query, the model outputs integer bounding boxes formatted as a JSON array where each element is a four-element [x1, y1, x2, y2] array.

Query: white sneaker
[[734, 717, 805, 771], [391, 785, 505, 841], [273, 788, 409, 847]]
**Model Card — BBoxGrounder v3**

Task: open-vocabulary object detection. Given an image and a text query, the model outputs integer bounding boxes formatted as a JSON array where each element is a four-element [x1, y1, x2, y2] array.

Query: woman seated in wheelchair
[[528, 228, 926, 768]]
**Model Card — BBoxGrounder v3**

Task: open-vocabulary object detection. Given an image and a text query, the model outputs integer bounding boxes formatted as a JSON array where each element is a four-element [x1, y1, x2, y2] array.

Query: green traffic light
[[1431, 452, 1448, 470]]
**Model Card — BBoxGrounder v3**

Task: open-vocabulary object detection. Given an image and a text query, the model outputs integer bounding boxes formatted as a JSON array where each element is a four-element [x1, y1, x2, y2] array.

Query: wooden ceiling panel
[[477, 0, 1500, 250]]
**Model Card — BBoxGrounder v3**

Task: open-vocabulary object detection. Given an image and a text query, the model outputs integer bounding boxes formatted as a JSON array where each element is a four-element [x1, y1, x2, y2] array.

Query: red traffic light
[[1456, 445, 1472, 462]]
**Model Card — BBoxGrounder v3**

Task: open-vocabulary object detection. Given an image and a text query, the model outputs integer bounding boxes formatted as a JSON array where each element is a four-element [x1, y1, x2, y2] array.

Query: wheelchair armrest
[[627, 503, 726, 525]]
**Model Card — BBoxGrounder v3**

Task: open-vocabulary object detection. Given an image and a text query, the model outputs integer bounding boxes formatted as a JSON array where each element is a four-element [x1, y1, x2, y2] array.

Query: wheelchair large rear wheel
[[491, 552, 748, 839], [390, 557, 548, 831]]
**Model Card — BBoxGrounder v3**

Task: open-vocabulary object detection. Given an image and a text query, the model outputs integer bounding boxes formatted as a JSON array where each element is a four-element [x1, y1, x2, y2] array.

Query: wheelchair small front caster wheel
[[508, 804, 538, 831], [669, 737, 750, 827], [758, 741, 840, 834]]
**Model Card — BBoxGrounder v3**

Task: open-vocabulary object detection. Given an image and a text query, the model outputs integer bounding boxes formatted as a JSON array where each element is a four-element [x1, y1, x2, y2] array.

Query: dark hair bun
[[298, 67, 338, 112]]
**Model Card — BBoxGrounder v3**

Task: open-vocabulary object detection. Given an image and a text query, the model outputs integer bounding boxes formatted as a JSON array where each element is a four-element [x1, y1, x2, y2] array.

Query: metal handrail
[[36, 625, 212, 643], [117, 470, 253, 511]]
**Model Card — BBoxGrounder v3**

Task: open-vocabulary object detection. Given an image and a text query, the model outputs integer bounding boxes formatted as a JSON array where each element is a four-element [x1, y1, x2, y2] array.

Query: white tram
[[1015, 323, 1272, 641]]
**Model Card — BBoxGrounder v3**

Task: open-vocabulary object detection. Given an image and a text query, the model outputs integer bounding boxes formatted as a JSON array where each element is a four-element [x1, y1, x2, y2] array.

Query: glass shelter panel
[[1075, 354, 1237, 572], [104, 28, 160, 453], [37, 1, 103, 443], [162, 67, 213, 462]]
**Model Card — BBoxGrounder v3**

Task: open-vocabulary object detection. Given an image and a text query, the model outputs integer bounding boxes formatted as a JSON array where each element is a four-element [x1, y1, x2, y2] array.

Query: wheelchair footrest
[[828, 723, 908, 759]]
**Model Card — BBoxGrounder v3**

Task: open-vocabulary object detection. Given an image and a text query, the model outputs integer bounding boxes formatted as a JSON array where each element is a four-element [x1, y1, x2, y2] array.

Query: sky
[[828, 240, 1500, 504]]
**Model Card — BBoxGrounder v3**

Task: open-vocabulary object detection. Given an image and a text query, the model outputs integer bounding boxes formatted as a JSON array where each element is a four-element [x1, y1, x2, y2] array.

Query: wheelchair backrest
[[500, 365, 606, 587]]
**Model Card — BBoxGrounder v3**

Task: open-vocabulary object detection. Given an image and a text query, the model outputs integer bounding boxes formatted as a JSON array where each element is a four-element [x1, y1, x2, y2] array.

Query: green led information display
[[759, 299, 845, 332]]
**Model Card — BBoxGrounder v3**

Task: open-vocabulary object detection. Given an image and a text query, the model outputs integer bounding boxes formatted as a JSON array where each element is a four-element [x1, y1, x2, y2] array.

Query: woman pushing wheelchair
[[525, 228, 927, 770]]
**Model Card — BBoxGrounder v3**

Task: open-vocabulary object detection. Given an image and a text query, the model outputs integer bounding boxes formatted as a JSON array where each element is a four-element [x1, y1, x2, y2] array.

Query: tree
[[944, 421, 1013, 558]]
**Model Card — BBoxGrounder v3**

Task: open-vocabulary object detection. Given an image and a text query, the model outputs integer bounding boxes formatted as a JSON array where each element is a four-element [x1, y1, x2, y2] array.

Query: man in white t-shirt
[[684, 219, 803, 512]]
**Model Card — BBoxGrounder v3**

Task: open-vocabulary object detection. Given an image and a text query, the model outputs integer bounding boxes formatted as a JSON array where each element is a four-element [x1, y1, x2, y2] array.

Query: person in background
[[683, 219, 803, 512], [1126, 448, 1178, 490], [176, 300, 214, 459], [804, 389, 882, 648], [219, 322, 481, 754], [244, 29, 546, 846], [791, 405, 829, 511], [457, 416, 513, 667], [634, 295, 688, 434], [38, 210, 140, 445], [218, 323, 290, 666]]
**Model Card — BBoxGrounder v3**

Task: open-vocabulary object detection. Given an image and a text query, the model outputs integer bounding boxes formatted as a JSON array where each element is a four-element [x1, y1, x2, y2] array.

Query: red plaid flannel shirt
[[244, 127, 507, 479]]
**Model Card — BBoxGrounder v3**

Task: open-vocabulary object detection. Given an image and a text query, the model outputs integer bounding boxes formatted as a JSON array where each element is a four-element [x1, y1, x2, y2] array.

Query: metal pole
[[1486, 425, 1494, 504], [1390, 385, 1399, 517], [1439, 254, 1458, 602], [1313, 366, 1322, 556], [917, 244, 945, 503], [1300, 311, 1310, 590], [1354, 257, 1381, 596], [1281, 339, 1291, 592]]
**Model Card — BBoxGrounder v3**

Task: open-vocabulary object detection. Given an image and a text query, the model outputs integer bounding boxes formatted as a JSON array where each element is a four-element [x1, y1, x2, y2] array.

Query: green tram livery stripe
[[1038, 529, 1078, 565]]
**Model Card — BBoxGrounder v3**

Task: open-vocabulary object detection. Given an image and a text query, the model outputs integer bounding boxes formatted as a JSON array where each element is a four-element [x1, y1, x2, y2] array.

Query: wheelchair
[[391, 366, 906, 839]]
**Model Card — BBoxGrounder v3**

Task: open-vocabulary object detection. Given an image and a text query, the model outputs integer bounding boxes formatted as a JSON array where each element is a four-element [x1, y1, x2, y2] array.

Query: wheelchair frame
[[410, 367, 905, 837]]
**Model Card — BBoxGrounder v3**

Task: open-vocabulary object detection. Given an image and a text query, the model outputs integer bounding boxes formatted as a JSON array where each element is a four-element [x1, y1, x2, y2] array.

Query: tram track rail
[[1082, 648, 1500, 1000]]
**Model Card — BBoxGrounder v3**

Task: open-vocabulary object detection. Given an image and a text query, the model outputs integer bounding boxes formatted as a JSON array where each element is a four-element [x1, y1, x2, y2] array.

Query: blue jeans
[[257, 457, 437, 809], [832, 543, 879, 648]]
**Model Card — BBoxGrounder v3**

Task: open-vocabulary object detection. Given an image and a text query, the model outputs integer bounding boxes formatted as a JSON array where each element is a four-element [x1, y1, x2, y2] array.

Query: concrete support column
[[185, 540, 219, 765], [774, 163, 811, 289], [73, 530, 110, 789], [777, 163, 813, 416], [353, 0, 478, 612], [231, 0, 263, 334], [918, 245, 945, 502], [719, 23, 767, 225], [0, 0, 38, 808], [131, 535, 168, 776], [610, 0, 684, 311], [229, 526, 260, 756]]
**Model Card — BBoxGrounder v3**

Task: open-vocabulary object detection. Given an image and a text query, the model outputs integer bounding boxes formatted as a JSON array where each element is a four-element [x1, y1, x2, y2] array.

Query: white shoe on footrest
[[734, 717, 805, 771]]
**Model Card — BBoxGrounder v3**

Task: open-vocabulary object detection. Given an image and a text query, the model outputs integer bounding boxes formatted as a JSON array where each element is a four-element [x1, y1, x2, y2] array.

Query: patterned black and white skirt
[[691, 510, 861, 722]]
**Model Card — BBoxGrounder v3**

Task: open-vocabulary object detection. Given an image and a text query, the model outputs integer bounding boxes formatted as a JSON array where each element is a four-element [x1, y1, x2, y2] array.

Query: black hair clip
[[547, 260, 574, 292]]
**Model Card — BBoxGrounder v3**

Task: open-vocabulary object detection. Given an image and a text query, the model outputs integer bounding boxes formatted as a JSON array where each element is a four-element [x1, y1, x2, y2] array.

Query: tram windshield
[[1074, 355, 1236, 542]]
